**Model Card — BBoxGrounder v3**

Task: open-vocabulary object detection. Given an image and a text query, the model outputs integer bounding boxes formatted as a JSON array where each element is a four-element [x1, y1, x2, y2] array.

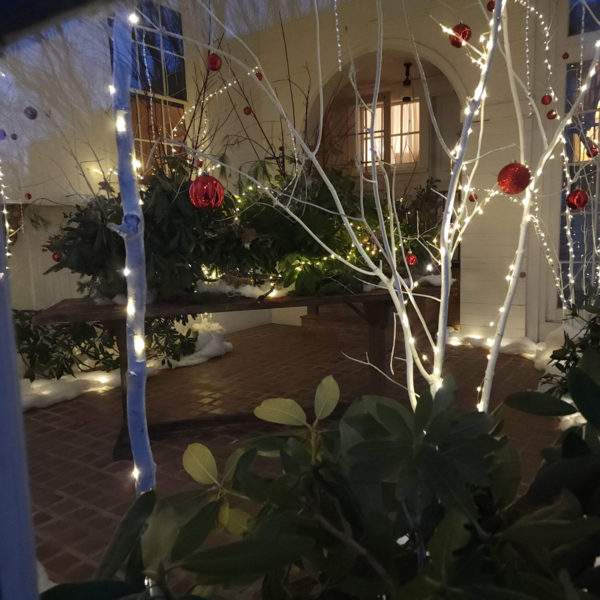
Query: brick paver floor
[[24, 324, 557, 585]]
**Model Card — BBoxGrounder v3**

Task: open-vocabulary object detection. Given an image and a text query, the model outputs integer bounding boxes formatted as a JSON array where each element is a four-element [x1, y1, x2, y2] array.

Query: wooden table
[[33, 291, 393, 459]]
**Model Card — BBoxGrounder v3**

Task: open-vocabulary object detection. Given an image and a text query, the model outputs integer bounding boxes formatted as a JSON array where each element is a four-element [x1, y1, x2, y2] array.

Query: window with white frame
[[110, 1, 187, 168], [358, 96, 420, 165]]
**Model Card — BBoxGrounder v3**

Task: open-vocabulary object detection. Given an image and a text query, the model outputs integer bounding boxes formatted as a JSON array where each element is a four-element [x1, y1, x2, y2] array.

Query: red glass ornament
[[449, 23, 472, 48], [487, 0, 495, 11], [468, 193, 478, 202], [541, 94, 552, 105], [243, 106, 252, 115], [24, 193, 31, 200], [586, 146, 599, 158], [562, 52, 569, 60], [546, 109, 557, 120], [189, 175, 225, 210], [255, 71, 263, 81], [406, 252, 417, 266], [566, 189, 589, 210], [497, 163, 531, 195], [52, 252, 60, 262], [206, 53, 222, 71]]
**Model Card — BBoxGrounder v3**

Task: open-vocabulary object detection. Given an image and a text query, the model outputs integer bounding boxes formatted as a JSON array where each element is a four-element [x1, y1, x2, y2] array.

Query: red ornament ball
[[24, 193, 32, 200], [255, 71, 263, 81], [487, 0, 495, 11], [206, 53, 222, 71], [563, 52, 569, 60], [546, 109, 557, 120], [468, 193, 478, 202], [449, 23, 472, 48], [586, 145, 599, 158], [52, 252, 60, 262], [497, 163, 531, 195], [541, 94, 552, 105], [406, 252, 418, 267], [189, 175, 225, 210], [243, 106, 252, 116], [566, 189, 589, 210]]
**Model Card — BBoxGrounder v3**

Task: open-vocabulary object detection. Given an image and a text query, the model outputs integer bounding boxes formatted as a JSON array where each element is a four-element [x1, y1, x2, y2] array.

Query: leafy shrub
[[14, 310, 196, 381]]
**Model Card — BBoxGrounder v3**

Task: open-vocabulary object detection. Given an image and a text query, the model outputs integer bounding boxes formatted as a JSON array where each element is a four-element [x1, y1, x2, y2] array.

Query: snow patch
[[196, 279, 292, 298], [21, 316, 231, 411], [418, 274, 455, 287]]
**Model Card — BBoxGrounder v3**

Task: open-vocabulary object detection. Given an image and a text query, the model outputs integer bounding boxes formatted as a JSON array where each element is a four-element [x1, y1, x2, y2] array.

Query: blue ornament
[[0, 130, 5, 140]]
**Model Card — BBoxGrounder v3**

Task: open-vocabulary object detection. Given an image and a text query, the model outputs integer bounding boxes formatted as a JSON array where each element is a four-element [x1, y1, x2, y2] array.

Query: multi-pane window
[[358, 96, 420, 165], [559, 61, 600, 305], [569, 0, 600, 36], [111, 1, 187, 168]]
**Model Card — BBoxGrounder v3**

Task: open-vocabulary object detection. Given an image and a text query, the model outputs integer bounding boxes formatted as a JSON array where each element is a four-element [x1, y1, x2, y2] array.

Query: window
[[559, 61, 600, 305], [110, 1, 187, 168], [569, 0, 600, 36], [358, 96, 420, 165]]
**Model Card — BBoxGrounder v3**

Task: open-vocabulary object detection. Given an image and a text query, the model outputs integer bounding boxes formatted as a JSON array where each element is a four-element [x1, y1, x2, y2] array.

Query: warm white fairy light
[[128, 12, 140, 24], [115, 111, 127, 133], [133, 334, 145, 357], [127, 298, 135, 317], [131, 466, 140, 480], [108, 84, 116, 95], [333, 0, 342, 71]]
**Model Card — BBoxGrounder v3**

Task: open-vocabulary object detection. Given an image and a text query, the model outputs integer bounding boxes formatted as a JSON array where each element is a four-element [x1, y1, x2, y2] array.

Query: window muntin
[[569, 0, 600, 36]]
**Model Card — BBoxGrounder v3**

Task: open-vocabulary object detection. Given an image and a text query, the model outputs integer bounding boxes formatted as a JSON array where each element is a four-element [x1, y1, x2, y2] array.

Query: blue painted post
[[111, 12, 156, 494], [0, 206, 38, 597]]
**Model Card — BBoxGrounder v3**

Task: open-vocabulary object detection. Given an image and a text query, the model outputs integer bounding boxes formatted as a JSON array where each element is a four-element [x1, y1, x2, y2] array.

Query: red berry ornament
[[52, 252, 60, 262], [563, 52, 569, 60], [497, 163, 531, 195], [449, 23, 472, 48], [189, 175, 225, 210], [243, 106, 252, 115], [487, 1, 495, 11], [255, 71, 263, 81], [468, 193, 478, 202], [586, 146, 599, 158], [566, 189, 589, 210], [24, 192, 32, 200], [206, 53, 222, 71], [541, 94, 552, 105], [406, 252, 418, 267], [546, 109, 557, 120]]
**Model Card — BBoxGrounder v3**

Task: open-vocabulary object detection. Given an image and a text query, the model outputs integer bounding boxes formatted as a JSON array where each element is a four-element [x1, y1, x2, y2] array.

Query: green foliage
[[540, 306, 600, 397], [13, 309, 196, 381], [44, 161, 438, 302], [64, 371, 600, 598]]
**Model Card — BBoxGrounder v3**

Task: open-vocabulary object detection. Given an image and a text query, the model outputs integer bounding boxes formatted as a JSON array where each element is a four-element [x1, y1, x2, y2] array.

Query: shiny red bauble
[[547, 109, 557, 120], [255, 71, 263, 81], [541, 94, 552, 105], [468, 193, 478, 202], [449, 23, 472, 48], [566, 189, 589, 210], [406, 252, 418, 267], [52, 252, 60, 262], [206, 53, 222, 71], [243, 106, 252, 115], [586, 146, 599, 158], [24, 193, 32, 200], [487, 0, 495, 10], [497, 163, 531, 195], [563, 52, 570, 60], [189, 175, 225, 210]]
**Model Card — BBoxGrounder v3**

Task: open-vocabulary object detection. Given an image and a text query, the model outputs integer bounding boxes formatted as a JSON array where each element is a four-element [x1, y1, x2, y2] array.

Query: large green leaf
[[222, 448, 245, 482], [171, 500, 221, 561], [503, 517, 600, 547], [414, 392, 433, 434], [182, 443, 219, 485], [568, 368, 600, 427], [314, 375, 340, 421], [96, 491, 156, 580], [428, 508, 470, 582], [181, 535, 314, 581], [254, 398, 308, 426], [578, 349, 600, 387], [505, 391, 577, 416]]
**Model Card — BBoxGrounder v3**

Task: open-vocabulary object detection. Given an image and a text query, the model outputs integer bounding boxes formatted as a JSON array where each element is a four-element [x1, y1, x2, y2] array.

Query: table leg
[[105, 320, 132, 461], [362, 301, 392, 393]]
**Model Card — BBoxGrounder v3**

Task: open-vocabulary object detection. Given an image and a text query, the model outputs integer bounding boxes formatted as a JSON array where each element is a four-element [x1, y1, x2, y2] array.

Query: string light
[[333, 0, 342, 71]]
